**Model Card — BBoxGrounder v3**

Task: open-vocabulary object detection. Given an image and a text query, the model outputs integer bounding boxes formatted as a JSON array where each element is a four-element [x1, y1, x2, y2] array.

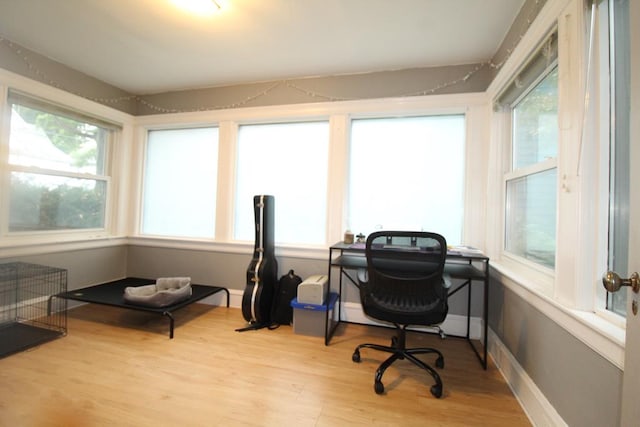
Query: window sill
[[127, 236, 330, 260], [496, 254, 554, 296], [0, 234, 127, 258], [491, 260, 626, 370]]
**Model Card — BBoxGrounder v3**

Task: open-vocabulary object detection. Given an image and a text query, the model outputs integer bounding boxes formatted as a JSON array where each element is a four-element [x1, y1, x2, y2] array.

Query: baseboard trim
[[216, 291, 483, 339], [341, 301, 483, 339], [488, 329, 567, 427]]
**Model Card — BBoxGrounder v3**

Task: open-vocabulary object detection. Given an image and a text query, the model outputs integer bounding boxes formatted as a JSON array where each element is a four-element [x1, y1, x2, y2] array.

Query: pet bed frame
[[50, 277, 229, 339]]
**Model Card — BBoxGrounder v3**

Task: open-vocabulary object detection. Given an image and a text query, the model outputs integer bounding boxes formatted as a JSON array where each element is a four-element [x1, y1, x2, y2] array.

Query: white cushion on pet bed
[[123, 277, 192, 307]]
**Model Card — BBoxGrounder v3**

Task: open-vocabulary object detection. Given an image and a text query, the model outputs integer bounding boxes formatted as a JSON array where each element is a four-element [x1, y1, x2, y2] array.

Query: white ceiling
[[0, 0, 525, 94]]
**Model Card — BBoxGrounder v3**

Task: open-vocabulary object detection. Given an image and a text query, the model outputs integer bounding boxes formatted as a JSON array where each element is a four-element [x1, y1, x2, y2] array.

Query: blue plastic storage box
[[290, 292, 338, 336]]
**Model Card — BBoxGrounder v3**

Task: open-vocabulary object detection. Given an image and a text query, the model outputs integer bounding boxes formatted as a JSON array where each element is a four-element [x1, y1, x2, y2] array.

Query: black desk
[[325, 242, 490, 369]]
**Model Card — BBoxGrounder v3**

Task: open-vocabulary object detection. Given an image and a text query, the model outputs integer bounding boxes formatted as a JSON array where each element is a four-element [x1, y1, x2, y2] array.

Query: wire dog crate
[[0, 262, 67, 358]]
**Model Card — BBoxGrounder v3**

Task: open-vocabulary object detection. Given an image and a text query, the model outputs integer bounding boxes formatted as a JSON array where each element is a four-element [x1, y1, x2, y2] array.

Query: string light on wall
[[0, 36, 138, 105], [401, 63, 485, 97], [136, 80, 285, 114], [285, 81, 352, 102]]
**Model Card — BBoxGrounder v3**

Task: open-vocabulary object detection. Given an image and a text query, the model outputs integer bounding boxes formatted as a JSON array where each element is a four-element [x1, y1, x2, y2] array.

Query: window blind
[[8, 89, 122, 131], [495, 29, 558, 110]]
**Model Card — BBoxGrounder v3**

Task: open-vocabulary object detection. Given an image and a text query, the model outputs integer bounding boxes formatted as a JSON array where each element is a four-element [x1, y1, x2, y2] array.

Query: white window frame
[[486, 0, 626, 368], [132, 94, 488, 260], [6, 93, 113, 232], [0, 71, 131, 252], [502, 64, 558, 279]]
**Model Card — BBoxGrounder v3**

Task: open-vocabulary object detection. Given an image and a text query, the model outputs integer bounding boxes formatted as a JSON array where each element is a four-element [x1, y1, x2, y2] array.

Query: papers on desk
[[447, 245, 483, 256], [347, 242, 483, 256]]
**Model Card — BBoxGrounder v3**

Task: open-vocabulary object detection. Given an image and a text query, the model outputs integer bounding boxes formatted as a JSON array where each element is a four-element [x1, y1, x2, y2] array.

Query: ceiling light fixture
[[171, 0, 222, 16]]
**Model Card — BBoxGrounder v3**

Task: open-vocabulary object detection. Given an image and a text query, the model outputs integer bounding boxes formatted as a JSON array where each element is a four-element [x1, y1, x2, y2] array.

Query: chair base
[[352, 325, 444, 398]]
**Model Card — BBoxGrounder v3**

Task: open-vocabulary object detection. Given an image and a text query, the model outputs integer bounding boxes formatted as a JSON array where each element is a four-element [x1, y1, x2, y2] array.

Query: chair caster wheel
[[435, 356, 444, 369], [352, 350, 361, 363], [374, 380, 384, 395], [430, 384, 443, 398]]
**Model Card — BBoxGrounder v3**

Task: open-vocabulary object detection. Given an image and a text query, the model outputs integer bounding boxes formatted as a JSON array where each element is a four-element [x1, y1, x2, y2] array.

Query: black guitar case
[[237, 195, 278, 331]]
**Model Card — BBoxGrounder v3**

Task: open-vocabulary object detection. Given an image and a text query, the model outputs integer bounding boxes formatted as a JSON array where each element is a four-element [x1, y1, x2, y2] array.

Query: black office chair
[[352, 231, 450, 398]]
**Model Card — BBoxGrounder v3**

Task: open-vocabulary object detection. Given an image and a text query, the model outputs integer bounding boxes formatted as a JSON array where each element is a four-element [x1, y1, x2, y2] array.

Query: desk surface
[[330, 241, 488, 261], [330, 242, 488, 280]]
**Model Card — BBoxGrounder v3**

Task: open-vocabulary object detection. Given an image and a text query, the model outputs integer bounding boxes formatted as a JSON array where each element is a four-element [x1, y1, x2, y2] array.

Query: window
[[505, 67, 558, 269], [234, 121, 329, 245], [348, 115, 465, 245], [497, 29, 559, 271], [6, 92, 114, 233], [486, 0, 631, 365], [141, 127, 219, 238]]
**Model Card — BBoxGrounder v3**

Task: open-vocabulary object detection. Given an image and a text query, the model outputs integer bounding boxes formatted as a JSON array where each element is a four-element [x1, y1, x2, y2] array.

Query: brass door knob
[[602, 271, 640, 293]]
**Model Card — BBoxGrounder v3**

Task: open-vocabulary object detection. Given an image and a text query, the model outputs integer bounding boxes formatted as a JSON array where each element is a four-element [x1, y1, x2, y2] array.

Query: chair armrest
[[356, 268, 368, 288], [443, 273, 452, 289]]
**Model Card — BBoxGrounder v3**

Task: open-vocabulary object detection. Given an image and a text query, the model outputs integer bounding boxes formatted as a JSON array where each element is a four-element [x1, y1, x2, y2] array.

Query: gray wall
[[134, 64, 492, 114], [0, 245, 128, 291], [0, 37, 138, 115], [489, 273, 623, 426], [126, 245, 328, 292]]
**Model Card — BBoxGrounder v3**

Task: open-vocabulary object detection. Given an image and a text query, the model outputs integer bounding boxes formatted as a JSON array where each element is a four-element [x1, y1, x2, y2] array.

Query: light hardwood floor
[[0, 304, 531, 427]]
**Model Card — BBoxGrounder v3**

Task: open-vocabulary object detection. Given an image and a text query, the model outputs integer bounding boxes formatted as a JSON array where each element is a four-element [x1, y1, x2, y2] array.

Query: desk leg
[[457, 274, 488, 370], [482, 263, 489, 369], [324, 265, 344, 346], [325, 251, 332, 346], [465, 262, 489, 370], [325, 248, 343, 346], [466, 279, 472, 340]]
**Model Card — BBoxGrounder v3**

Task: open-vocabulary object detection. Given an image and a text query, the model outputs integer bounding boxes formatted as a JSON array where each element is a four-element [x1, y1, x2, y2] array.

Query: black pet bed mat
[[0, 323, 65, 358], [52, 277, 229, 338]]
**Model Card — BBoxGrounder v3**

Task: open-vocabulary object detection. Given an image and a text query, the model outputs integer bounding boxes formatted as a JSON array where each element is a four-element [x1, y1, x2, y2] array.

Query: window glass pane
[[142, 128, 218, 238], [9, 172, 106, 231], [512, 67, 559, 169], [606, 0, 630, 316], [234, 122, 329, 245], [10, 104, 108, 175], [7, 99, 112, 233], [505, 169, 557, 269], [349, 115, 465, 245]]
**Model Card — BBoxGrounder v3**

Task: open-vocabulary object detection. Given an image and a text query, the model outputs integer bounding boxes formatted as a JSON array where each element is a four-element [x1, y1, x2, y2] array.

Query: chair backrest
[[360, 231, 448, 326]]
